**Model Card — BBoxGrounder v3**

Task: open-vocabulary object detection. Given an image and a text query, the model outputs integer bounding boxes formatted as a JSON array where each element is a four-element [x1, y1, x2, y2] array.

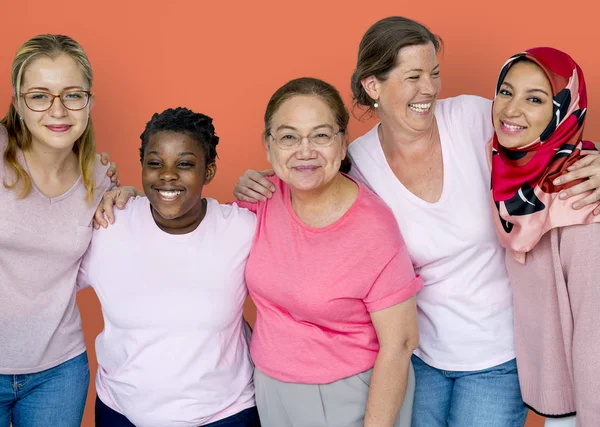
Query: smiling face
[[265, 95, 347, 192], [493, 60, 554, 149], [15, 54, 92, 153], [365, 42, 441, 135], [142, 130, 216, 234]]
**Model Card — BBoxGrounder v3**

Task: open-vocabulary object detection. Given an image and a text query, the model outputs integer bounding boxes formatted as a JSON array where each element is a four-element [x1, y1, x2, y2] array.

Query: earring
[[19, 115, 23, 121], [373, 102, 379, 108]]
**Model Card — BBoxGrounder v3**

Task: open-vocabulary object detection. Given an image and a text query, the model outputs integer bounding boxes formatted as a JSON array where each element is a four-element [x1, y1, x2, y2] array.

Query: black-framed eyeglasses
[[20, 90, 92, 112], [269, 129, 343, 150]]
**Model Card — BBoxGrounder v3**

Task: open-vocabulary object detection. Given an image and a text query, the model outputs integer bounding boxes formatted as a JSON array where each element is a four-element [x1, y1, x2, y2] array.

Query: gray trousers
[[254, 363, 415, 427]]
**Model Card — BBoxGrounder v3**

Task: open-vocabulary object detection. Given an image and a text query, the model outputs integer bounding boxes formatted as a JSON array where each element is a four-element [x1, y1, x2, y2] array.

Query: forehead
[[21, 54, 87, 90], [272, 95, 336, 128], [504, 61, 551, 88], [146, 131, 205, 155], [394, 43, 438, 70]]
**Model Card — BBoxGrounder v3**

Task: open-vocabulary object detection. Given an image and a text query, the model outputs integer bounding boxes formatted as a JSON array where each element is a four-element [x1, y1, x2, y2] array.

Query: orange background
[[2, 1, 598, 425]]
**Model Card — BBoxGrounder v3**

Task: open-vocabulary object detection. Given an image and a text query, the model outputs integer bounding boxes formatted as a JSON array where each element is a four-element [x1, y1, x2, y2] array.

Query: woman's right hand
[[233, 169, 276, 202], [93, 186, 141, 229]]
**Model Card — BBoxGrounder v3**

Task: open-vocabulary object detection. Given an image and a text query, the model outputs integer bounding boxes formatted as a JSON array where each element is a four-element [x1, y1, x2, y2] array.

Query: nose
[[159, 165, 179, 181], [48, 96, 68, 118], [296, 136, 318, 159], [419, 75, 436, 96], [503, 97, 522, 118]]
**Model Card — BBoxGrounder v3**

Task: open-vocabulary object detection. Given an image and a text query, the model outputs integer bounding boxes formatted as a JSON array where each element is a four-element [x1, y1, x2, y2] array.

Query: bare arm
[[364, 296, 419, 427]]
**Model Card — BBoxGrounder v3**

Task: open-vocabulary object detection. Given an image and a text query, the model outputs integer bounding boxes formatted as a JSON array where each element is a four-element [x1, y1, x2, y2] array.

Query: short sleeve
[[363, 244, 423, 312], [232, 199, 259, 214]]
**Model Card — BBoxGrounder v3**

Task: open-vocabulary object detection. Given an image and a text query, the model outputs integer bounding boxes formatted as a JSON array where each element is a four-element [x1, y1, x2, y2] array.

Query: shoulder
[[97, 196, 148, 234], [349, 123, 379, 155], [436, 95, 491, 120], [437, 95, 494, 143], [206, 198, 257, 239], [352, 181, 404, 249]]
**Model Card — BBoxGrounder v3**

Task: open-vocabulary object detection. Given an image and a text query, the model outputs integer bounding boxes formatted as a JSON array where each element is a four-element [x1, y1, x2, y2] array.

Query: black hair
[[139, 107, 219, 165]]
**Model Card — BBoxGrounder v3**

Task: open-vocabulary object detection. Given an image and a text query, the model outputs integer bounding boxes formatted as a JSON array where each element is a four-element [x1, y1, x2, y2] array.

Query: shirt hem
[[0, 346, 86, 375], [254, 359, 376, 384], [413, 349, 516, 372]]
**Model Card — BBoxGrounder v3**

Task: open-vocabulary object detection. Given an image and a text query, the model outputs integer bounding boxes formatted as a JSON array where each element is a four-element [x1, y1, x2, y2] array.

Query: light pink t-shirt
[[78, 196, 256, 427], [239, 176, 423, 384], [0, 125, 111, 374], [349, 95, 515, 371]]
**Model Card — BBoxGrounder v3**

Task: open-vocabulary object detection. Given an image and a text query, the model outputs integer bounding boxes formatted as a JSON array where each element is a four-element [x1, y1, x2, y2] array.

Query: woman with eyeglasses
[[0, 34, 119, 427], [232, 77, 420, 427]]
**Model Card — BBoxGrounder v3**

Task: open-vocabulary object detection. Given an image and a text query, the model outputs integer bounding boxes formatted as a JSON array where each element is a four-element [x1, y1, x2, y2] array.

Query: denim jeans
[[0, 352, 90, 427], [95, 397, 261, 427], [411, 355, 528, 427]]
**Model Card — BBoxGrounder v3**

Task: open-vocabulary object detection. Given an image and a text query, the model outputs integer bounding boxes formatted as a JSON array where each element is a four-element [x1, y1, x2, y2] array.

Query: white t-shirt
[[349, 95, 515, 371], [78, 197, 257, 427]]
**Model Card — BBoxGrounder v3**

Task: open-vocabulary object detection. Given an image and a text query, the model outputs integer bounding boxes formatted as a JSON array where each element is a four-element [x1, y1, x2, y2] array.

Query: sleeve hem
[[365, 275, 424, 313]]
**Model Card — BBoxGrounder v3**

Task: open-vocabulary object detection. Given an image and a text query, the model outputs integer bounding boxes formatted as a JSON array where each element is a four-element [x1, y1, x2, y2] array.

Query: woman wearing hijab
[[490, 47, 600, 427]]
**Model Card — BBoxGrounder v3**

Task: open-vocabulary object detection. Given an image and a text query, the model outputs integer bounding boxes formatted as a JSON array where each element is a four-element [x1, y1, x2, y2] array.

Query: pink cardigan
[[506, 223, 600, 425]]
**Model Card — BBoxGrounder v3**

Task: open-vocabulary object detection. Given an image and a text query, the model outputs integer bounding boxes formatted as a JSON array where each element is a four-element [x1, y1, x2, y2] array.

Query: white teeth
[[408, 103, 432, 112], [158, 190, 182, 199], [502, 122, 526, 130]]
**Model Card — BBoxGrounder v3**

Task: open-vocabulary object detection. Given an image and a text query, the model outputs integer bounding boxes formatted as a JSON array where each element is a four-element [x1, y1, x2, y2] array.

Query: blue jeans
[[95, 397, 261, 426], [411, 355, 528, 427], [0, 352, 90, 427]]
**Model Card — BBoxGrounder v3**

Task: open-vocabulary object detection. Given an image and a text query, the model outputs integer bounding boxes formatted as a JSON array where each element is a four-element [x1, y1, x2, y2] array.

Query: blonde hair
[[1, 34, 97, 202]]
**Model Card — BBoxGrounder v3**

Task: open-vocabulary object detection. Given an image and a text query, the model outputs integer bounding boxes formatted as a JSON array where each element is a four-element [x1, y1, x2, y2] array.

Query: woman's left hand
[[100, 152, 120, 186], [553, 152, 600, 215]]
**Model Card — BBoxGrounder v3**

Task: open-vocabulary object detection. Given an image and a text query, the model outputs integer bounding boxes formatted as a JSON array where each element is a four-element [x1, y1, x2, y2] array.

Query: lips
[[292, 165, 320, 172], [46, 125, 72, 132], [155, 189, 185, 201], [500, 120, 527, 134], [408, 101, 433, 114]]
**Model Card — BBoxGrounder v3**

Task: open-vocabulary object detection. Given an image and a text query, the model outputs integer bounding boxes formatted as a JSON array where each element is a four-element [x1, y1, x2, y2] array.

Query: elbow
[[403, 333, 419, 355]]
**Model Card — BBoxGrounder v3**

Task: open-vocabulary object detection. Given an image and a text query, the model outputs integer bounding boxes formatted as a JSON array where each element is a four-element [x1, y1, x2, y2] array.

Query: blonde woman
[[0, 34, 118, 427]]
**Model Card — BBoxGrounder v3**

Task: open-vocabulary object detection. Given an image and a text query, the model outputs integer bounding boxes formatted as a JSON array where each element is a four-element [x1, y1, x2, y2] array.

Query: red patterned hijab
[[490, 47, 598, 260]]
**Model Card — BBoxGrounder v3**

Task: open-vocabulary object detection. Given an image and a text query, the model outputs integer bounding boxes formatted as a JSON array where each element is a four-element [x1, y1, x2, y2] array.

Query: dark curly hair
[[139, 107, 219, 165]]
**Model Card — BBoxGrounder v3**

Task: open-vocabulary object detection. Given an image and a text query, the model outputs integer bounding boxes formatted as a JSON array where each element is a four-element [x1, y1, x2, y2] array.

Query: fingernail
[[270, 186, 275, 192], [553, 179, 561, 185], [573, 202, 580, 209], [559, 192, 567, 199]]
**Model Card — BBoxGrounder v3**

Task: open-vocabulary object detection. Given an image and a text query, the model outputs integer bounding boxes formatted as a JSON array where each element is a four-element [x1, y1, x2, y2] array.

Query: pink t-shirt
[[239, 176, 422, 384], [0, 125, 111, 374], [78, 197, 257, 427]]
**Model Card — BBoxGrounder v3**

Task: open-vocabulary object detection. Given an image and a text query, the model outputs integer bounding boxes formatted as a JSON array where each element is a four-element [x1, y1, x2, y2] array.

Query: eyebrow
[[146, 151, 197, 157], [404, 64, 440, 74], [275, 124, 334, 132], [501, 81, 551, 96], [24, 86, 86, 92]]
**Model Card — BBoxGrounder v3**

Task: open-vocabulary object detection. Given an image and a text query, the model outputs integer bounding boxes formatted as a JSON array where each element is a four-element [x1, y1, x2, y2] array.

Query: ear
[[263, 136, 272, 163], [11, 96, 21, 116], [88, 93, 95, 111], [205, 162, 217, 184], [360, 75, 381, 104]]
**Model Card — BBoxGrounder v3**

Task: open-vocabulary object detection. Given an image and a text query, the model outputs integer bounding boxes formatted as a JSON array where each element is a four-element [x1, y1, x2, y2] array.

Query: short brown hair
[[351, 16, 442, 114], [263, 77, 351, 173]]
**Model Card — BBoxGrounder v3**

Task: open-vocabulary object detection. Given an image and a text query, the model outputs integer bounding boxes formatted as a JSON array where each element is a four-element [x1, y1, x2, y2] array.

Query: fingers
[[260, 169, 276, 178], [234, 186, 269, 202], [93, 204, 109, 229], [247, 170, 276, 193], [100, 152, 110, 165], [108, 161, 119, 183], [567, 154, 597, 171], [114, 187, 135, 209]]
